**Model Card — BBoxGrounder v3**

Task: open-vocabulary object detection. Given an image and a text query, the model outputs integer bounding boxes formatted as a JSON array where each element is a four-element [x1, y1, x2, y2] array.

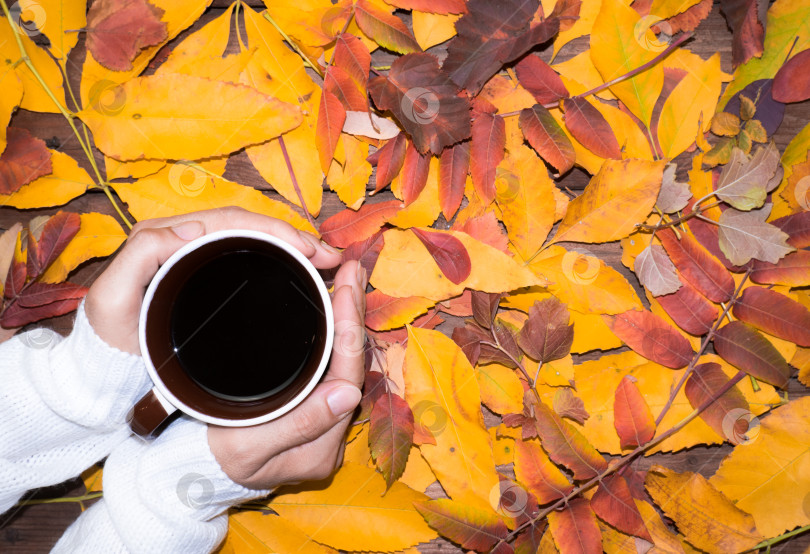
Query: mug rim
[[138, 228, 335, 427]]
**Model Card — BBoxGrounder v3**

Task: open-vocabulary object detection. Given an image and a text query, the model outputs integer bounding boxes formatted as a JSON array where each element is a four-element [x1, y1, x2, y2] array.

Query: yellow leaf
[[646, 465, 763, 553], [0, 59, 23, 152], [327, 135, 370, 210], [412, 11, 458, 49], [710, 397, 810, 538], [772, 121, 810, 219], [269, 462, 436, 552], [719, 0, 810, 108], [81, 466, 103, 494], [405, 327, 500, 511], [658, 53, 723, 159], [156, 4, 234, 75], [648, 0, 700, 19], [78, 73, 302, 161], [528, 246, 644, 314], [570, 310, 624, 353], [0, 22, 64, 113], [496, 146, 556, 263], [399, 447, 437, 493], [105, 157, 166, 180], [262, 0, 353, 62], [537, 354, 575, 387], [241, 6, 323, 216], [552, 0, 604, 60], [40, 213, 126, 284], [688, 153, 721, 220], [549, 158, 665, 245], [37, 0, 87, 64], [387, 157, 441, 229], [79, 0, 212, 108], [225, 511, 337, 554], [663, 48, 732, 83], [371, 229, 545, 301], [343, 423, 372, 467], [476, 363, 524, 415], [0, 150, 89, 209], [489, 428, 515, 466], [591, 0, 664, 127], [553, 50, 616, 101], [112, 168, 315, 234]]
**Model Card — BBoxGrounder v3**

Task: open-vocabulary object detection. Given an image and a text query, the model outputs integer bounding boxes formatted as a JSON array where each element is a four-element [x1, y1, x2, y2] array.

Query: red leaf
[[553, 388, 589, 424], [515, 55, 569, 105], [451, 322, 487, 366], [772, 211, 810, 248], [609, 310, 694, 369], [369, 390, 414, 488], [359, 370, 386, 420], [517, 297, 573, 363], [439, 141, 470, 219], [471, 290, 500, 329], [355, 0, 421, 54], [658, 228, 735, 303], [684, 362, 750, 444], [437, 290, 472, 317], [514, 438, 573, 504], [613, 375, 656, 449], [518, 105, 575, 174], [26, 234, 42, 283], [456, 212, 511, 254], [400, 143, 431, 205], [750, 250, 810, 287], [17, 281, 89, 308], [369, 53, 471, 155], [493, 319, 523, 365], [33, 212, 81, 276], [562, 97, 621, 159], [382, 0, 467, 14], [773, 49, 810, 103], [325, 66, 367, 111], [470, 113, 505, 204], [713, 321, 791, 388], [411, 228, 471, 285], [657, 281, 719, 336], [443, 0, 560, 94], [590, 475, 652, 541], [374, 133, 408, 192], [319, 200, 401, 248], [720, 0, 764, 69], [86, 0, 168, 71], [551, 0, 582, 32], [663, 0, 712, 33], [316, 89, 346, 173], [365, 290, 435, 331], [514, 521, 547, 554], [4, 254, 26, 301], [342, 230, 385, 276], [0, 128, 52, 195], [334, 33, 371, 91], [416, 499, 509, 552], [547, 497, 602, 554], [1, 297, 83, 328], [525, 393, 607, 480], [732, 286, 810, 347]]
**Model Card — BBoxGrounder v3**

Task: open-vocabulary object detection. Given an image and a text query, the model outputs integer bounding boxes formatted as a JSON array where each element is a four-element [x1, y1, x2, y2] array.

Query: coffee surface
[[170, 249, 320, 401]]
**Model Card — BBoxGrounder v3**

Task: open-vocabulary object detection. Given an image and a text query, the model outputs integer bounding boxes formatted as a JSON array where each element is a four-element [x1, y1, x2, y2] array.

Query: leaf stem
[[14, 492, 103, 506], [746, 524, 810, 553], [278, 135, 317, 230], [262, 12, 324, 78], [635, 200, 721, 232]]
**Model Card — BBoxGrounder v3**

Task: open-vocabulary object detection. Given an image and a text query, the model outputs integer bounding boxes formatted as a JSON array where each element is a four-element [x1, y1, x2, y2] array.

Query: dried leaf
[[773, 48, 810, 103], [515, 55, 570, 106], [656, 281, 719, 336], [655, 164, 692, 214], [513, 438, 573, 504], [613, 375, 656, 449], [369, 391, 415, 488], [85, 0, 167, 71], [750, 250, 810, 287], [411, 228, 471, 285], [415, 499, 508, 552], [732, 286, 810, 347], [712, 112, 742, 136], [343, 111, 400, 140], [547, 497, 602, 554], [16, 281, 88, 309], [0, 128, 52, 195], [659, 228, 735, 303], [634, 244, 682, 297], [553, 388, 589, 424], [355, 0, 421, 54], [715, 143, 780, 210], [720, 0, 765, 69], [471, 291, 500, 329], [683, 362, 750, 444], [477, 363, 523, 415], [713, 321, 791, 388], [591, 475, 652, 542], [561, 96, 622, 160], [1, 296, 85, 328], [608, 310, 694, 368], [517, 298, 573, 363], [320, 200, 401, 249], [518, 105, 575, 175], [365, 290, 436, 331], [374, 133, 408, 192], [334, 33, 371, 90], [717, 205, 794, 265], [438, 141, 469, 219], [317, 89, 346, 173], [343, 231, 385, 277], [470, 113, 505, 203]]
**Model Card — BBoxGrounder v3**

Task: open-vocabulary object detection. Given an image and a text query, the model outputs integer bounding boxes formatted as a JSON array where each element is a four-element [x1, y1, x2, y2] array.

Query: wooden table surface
[[1, 1, 809, 552]]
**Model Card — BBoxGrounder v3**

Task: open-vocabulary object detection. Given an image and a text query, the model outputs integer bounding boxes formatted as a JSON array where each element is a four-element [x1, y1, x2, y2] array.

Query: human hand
[[207, 258, 366, 489], [84, 207, 343, 355]]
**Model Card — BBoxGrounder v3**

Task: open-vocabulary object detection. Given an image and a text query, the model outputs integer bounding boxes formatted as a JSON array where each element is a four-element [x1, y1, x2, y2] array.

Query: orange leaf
[[28, 212, 81, 280], [561, 96, 621, 159], [553, 388, 589, 424], [319, 200, 401, 248], [771, 211, 810, 248], [384, 0, 467, 14], [613, 375, 656, 449], [713, 321, 791, 388], [518, 105, 575, 174], [470, 112, 505, 204], [85, 0, 167, 71], [369, 391, 415, 488], [590, 474, 652, 542], [374, 133, 407, 192], [515, 55, 569, 105], [365, 290, 436, 331], [517, 297, 573, 364], [547, 497, 602, 554], [750, 250, 810, 287], [324, 66, 367, 111], [684, 362, 749, 444], [656, 280, 719, 336], [411, 228, 471, 285], [400, 143, 431, 205], [415, 499, 508, 552], [334, 33, 371, 90], [16, 281, 88, 309], [0, 128, 52, 195], [732, 286, 810, 347], [658, 228, 735, 303], [355, 0, 421, 54], [439, 141, 470, 219], [608, 310, 694, 368], [316, 89, 346, 173], [513, 438, 573, 504], [343, 230, 385, 276]]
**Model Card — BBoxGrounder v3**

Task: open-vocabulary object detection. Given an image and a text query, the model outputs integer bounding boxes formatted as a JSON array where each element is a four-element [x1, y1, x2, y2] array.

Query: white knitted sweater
[[0, 302, 270, 552]]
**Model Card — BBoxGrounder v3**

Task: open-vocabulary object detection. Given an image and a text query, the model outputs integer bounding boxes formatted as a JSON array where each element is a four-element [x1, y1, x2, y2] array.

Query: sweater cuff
[[102, 417, 271, 552], [31, 300, 151, 429]]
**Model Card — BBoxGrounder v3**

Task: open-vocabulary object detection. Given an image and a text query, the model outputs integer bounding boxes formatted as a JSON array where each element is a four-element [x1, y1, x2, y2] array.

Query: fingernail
[[297, 230, 320, 255], [356, 264, 368, 289], [327, 385, 361, 417], [170, 220, 204, 241], [320, 240, 341, 254]]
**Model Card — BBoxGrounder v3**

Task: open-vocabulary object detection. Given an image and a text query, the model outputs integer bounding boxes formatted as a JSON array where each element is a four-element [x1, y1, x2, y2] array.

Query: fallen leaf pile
[[3, 0, 810, 551]]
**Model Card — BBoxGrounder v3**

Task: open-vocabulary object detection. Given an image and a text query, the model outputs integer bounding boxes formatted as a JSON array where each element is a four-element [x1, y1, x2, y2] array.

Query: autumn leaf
[[517, 298, 574, 364], [731, 286, 810, 347], [513, 438, 573, 504], [720, 0, 765, 68], [515, 55, 570, 106], [590, 474, 652, 541], [0, 128, 52, 195], [750, 250, 810, 287], [772, 48, 810, 103], [560, 96, 622, 160], [645, 465, 763, 553], [553, 388, 589, 424], [399, 142, 431, 205], [85, 0, 168, 71], [374, 133, 408, 192], [27, 211, 81, 280], [369, 390, 415, 488], [547, 497, 602, 554], [518, 105, 575, 175], [411, 228, 472, 285], [316, 89, 346, 173], [365, 290, 436, 331], [634, 244, 682, 297], [613, 375, 656, 449], [717, 205, 794, 265], [607, 309, 694, 369], [415, 499, 508, 552], [714, 142, 780, 210], [713, 320, 791, 388], [684, 362, 750, 444], [438, 141, 469, 219], [368, 52, 471, 155], [656, 281, 719, 336], [355, 0, 421, 54], [658, 227, 735, 303], [319, 200, 401, 248], [470, 112, 505, 203]]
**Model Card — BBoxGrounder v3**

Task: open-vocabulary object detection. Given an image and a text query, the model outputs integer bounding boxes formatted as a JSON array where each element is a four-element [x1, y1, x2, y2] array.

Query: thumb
[[274, 379, 362, 447]]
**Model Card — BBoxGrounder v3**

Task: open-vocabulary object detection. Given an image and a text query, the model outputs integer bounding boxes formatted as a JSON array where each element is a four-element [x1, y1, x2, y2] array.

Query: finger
[[131, 207, 342, 269], [324, 264, 366, 390], [207, 378, 361, 482]]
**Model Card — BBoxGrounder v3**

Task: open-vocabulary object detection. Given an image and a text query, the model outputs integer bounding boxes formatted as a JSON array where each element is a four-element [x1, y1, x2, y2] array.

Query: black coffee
[[169, 248, 321, 401]]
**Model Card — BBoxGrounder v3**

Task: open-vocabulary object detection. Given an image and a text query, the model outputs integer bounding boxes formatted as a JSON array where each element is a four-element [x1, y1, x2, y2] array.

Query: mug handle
[[127, 387, 177, 439]]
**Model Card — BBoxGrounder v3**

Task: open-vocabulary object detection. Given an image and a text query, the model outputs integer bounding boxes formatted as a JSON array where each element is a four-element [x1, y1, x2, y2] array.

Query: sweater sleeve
[[52, 417, 272, 554], [0, 301, 152, 514]]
